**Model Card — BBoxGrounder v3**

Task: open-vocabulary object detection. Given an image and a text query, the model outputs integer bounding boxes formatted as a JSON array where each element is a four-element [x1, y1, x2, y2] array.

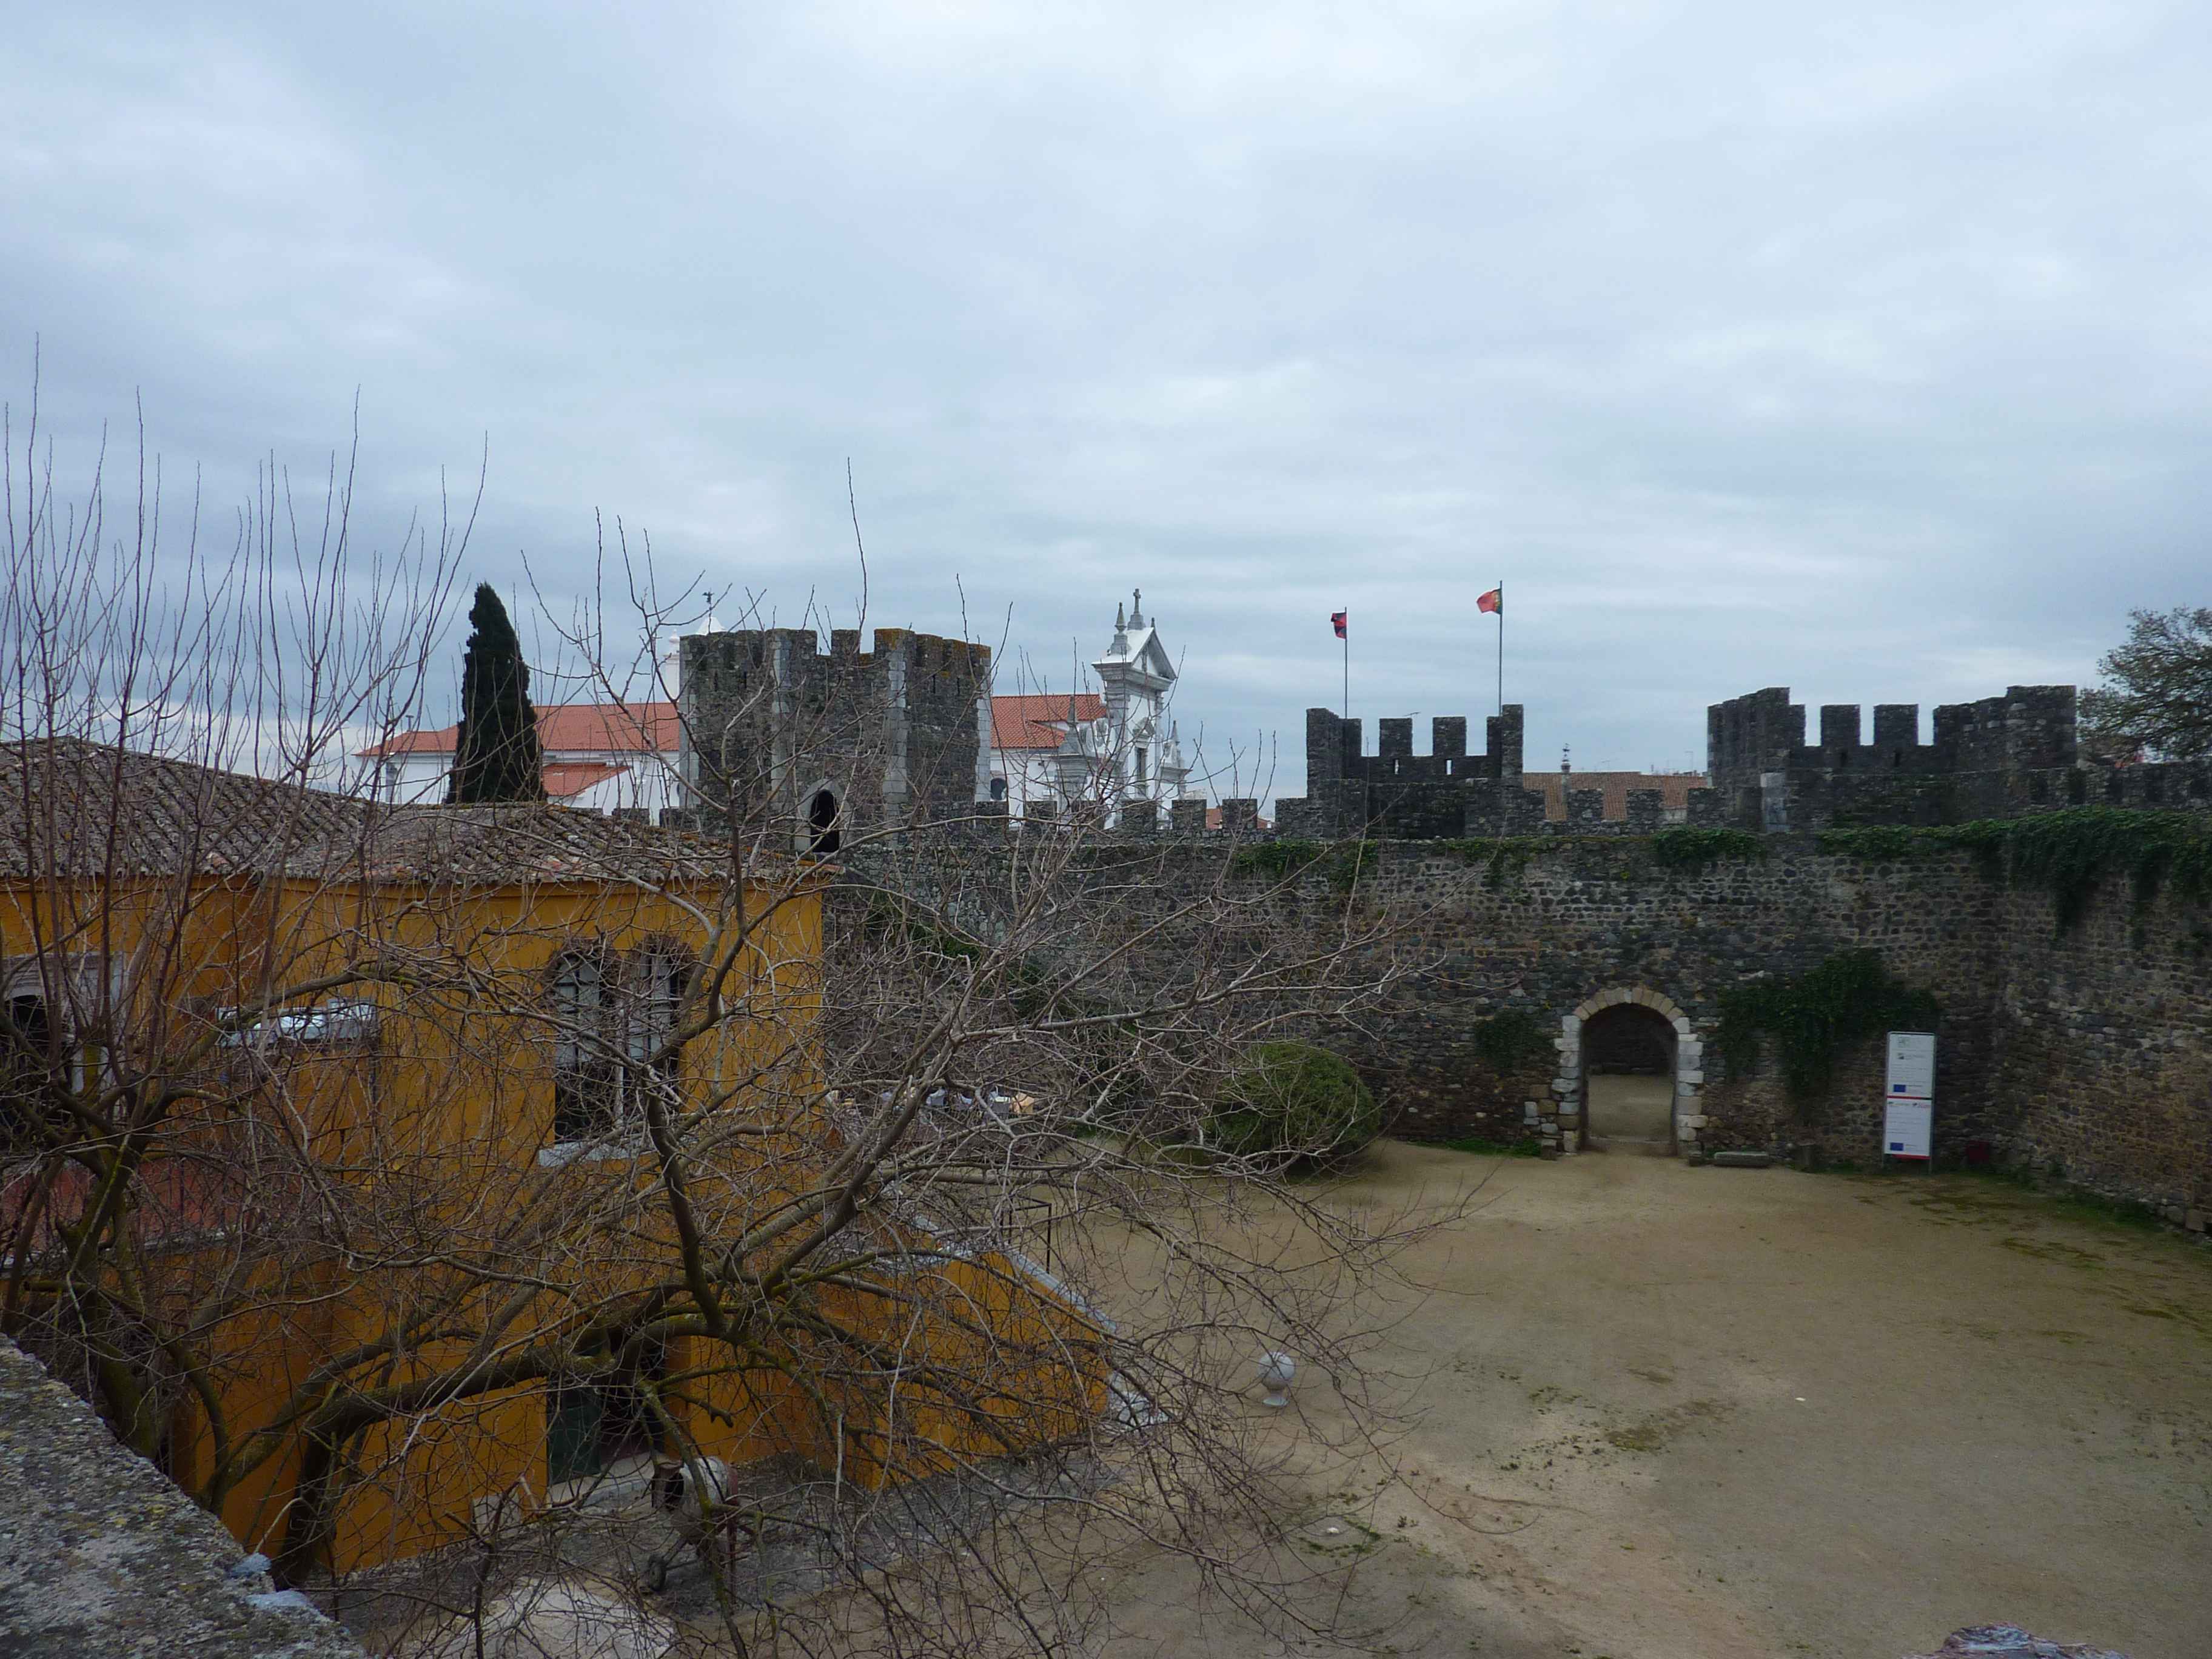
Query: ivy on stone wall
[[1647, 827, 1766, 870], [1472, 1009, 1553, 1073], [1327, 840, 1377, 892], [1229, 839, 1325, 879], [1717, 950, 1940, 1101], [1435, 836, 1563, 890], [1228, 838, 1375, 892], [1811, 825, 1929, 862], [1438, 828, 1765, 890], [1818, 808, 2212, 934]]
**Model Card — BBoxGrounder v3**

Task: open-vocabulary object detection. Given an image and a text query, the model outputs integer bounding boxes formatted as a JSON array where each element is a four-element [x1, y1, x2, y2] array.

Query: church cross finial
[[1131, 588, 1142, 626]]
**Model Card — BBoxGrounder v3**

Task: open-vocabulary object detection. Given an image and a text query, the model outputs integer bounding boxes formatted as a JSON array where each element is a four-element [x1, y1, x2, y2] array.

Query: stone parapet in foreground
[[0, 1335, 366, 1658]]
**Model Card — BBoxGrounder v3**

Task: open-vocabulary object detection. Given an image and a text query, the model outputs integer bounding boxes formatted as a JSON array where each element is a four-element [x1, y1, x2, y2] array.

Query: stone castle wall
[[845, 827, 2212, 1218]]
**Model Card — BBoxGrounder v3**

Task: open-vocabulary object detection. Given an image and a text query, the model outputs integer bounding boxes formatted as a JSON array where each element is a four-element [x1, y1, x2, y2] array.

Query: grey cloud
[[4, 1, 2207, 798]]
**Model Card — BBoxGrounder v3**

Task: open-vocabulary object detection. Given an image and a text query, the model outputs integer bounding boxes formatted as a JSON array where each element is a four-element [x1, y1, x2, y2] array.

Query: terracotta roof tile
[[359, 701, 677, 760], [1520, 771, 1708, 820], [991, 694, 1105, 751], [0, 739, 720, 883], [540, 760, 632, 800]]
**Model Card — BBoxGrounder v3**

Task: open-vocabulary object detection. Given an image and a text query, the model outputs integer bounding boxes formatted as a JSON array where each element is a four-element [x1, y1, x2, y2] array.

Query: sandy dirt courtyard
[[1087, 1143, 2212, 1659]]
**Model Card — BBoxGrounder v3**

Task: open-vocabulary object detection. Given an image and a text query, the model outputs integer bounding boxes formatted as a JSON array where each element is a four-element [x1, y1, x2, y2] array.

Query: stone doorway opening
[[1556, 988, 1703, 1157], [1581, 1003, 1677, 1153]]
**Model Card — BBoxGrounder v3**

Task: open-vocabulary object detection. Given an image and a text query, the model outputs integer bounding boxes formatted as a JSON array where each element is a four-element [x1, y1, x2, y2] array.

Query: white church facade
[[985, 592, 1196, 822]]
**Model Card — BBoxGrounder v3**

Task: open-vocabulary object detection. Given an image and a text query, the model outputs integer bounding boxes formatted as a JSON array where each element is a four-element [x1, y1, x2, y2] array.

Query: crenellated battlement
[[1266, 705, 1548, 837], [1695, 682, 2205, 831], [679, 626, 992, 846], [1708, 685, 2077, 791]]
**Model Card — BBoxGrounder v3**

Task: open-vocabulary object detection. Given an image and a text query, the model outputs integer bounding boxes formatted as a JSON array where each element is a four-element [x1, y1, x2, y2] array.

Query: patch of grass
[[2122, 1301, 2212, 1338], [1440, 1134, 1540, 1158], [1998, 1235, 2107, 1271], [1293, 1515, 1384, 1560], [1604, 1399, 1728, 1453], [1942, 1320, 2093, 1346], [1923, 1165, 2171, 1236], [1900, 1182, 2034, 1225], [2048, 1190, 2168, 1232]]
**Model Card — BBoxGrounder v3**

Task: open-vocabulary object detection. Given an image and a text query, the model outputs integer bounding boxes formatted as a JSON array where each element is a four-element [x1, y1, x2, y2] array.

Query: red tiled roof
[[1521, 772, 1708, 821], [541, 760, 631, 800], [359, 701, 678, 760], [990, 694, 1105, 751], [1206, 806, 1273, 831]]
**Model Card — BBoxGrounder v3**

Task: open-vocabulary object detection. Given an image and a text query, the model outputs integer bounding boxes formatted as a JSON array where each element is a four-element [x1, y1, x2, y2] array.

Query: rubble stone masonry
[[854, 829, 2212, 1218]]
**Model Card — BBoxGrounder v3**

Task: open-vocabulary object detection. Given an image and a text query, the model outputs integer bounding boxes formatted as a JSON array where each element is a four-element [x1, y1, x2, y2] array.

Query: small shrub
[[1211, 1041, 1380, 1172]]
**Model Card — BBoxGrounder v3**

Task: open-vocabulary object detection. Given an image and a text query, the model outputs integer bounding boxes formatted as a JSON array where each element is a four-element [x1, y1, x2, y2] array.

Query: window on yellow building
[[551, 950, 622, 1144], [625, 945, 689, 1118], [551, 945, 692, 1148]]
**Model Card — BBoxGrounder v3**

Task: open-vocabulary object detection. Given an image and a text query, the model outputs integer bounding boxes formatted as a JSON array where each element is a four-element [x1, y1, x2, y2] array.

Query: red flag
[[1331, 609, 1347, 639], [1476, 588, 1502, 615]]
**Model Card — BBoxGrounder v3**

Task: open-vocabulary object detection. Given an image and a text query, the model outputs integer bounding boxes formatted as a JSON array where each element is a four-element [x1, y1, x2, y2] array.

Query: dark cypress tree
[[447, 584, 546, 804]]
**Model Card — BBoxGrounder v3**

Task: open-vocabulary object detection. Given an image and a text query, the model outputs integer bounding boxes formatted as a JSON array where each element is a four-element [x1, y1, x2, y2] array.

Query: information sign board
[[1882, 1031, 1936, 1160], [1885, 1032, 1936, 1100], [1882, 1099, 1932, 1159]]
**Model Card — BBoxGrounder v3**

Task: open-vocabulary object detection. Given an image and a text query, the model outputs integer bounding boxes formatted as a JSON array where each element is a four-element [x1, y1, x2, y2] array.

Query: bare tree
[[2, 388, 1435, 1659]]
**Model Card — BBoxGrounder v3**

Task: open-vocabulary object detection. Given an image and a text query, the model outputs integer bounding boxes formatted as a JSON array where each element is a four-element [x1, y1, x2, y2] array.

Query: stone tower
[[679, 626, 991, 850]]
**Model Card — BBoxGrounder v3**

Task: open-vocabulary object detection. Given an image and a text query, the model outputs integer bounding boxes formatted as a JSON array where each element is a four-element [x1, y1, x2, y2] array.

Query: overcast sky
[[6, 2, 2208, 801]]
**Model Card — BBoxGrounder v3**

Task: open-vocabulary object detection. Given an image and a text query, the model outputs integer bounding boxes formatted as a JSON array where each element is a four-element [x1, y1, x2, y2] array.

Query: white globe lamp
[[1256, 1350, 1298, 1409]]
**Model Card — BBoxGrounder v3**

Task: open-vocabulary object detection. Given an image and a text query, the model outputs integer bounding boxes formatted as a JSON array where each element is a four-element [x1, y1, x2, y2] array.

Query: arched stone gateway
[[1550, 988, 1704, 1157]]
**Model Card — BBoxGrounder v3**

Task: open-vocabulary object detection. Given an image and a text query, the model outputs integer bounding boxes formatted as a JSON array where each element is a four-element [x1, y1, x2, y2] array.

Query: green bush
[[1210, 1041, 1380, 1171]]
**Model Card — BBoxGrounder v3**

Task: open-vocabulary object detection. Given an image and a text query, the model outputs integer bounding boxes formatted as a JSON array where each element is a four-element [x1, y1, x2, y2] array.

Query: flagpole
[[1496, 579, 1504, 734], [1342, 622, 1349, 725]]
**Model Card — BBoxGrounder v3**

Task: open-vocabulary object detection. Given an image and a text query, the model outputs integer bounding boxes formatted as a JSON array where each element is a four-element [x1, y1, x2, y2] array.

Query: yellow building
[[0, 740, 1104, 1580]]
